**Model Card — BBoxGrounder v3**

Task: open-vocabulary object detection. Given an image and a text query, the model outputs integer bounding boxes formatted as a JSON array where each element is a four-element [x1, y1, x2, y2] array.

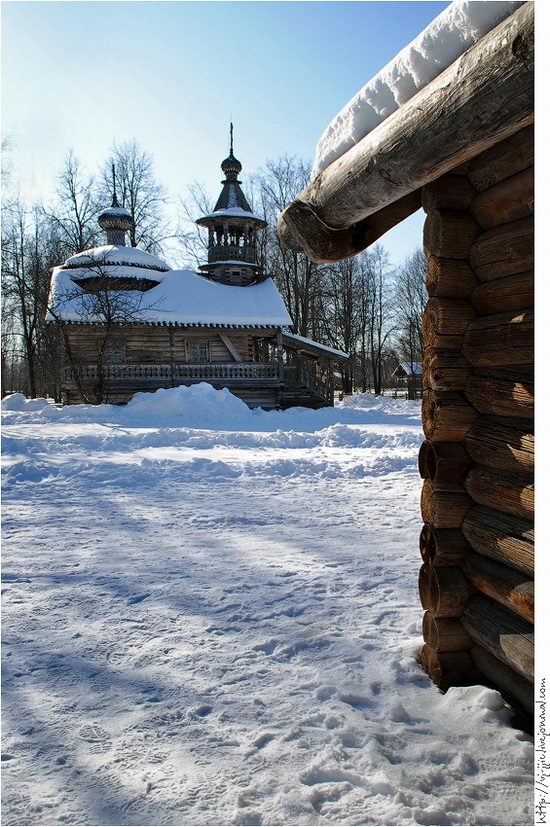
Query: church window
[[186, 340, 210, 363], [102, 341, 125, 363]]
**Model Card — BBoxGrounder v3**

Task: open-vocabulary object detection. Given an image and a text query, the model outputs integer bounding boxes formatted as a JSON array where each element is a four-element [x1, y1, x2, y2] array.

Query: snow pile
[[1, 384, 421, 432], [1, 387, 533, 826], [0, 393, 50, 412], [311, 0, 524, 179], [127, 383, 255, 429]]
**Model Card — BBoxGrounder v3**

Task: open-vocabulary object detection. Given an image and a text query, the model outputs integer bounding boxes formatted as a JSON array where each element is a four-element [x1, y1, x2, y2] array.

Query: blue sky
[[2, 0, 450, 266]]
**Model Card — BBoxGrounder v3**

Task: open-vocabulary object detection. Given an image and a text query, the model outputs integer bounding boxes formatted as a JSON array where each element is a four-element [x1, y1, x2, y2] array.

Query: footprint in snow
[[78, 724, 112, 753], [128, 592, 150, 605]]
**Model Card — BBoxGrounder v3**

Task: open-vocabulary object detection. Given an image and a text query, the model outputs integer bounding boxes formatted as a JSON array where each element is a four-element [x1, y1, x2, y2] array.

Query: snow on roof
[[393, 362, 422, 376], [283, 332, 349, 360], [98, 207, 132, 219], [197, 206, 266, 224], [311, 0, 524, 180], [64, 245, 170, 274], [202, 260, 258, 268], [47, 267, 293, 328]]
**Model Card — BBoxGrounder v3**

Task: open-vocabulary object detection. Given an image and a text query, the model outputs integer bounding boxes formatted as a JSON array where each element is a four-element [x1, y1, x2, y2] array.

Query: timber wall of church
[[417, 125, 534, 718]]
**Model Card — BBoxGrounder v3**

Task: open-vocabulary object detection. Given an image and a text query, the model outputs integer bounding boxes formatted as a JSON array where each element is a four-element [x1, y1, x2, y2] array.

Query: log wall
[[418, 126, 534, 715]]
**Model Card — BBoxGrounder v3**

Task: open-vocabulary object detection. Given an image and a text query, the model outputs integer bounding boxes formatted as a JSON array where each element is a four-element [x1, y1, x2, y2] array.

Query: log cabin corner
[[277, 3, 534, 719]]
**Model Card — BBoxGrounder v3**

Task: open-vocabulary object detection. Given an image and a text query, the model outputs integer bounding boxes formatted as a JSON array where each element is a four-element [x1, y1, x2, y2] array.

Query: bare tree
[[42, 150, 100, 258], [364, 245, 395, 395], [250, 156, 322, 336], [393, 248, 427, 367], [1, 200, 53, 397], [99, 140, 170, 254], [49, 254, 160, 403]]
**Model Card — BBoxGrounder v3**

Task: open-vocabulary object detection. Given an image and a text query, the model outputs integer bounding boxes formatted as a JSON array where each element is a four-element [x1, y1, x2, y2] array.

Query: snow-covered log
[[277, 4, 533, 263]]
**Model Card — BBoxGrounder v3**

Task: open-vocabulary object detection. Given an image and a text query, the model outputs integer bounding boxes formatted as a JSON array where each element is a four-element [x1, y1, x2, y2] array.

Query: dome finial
[[111, 162, 120, 208], [221, 122, 242, 179]]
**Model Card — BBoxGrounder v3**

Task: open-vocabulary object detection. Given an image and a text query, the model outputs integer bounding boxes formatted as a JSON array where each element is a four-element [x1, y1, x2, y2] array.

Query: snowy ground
[[1, 386, 533, 826]]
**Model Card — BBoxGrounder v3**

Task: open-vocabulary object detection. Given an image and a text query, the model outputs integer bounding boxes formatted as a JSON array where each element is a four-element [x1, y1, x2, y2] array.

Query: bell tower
[[196, 125, 267, 286]]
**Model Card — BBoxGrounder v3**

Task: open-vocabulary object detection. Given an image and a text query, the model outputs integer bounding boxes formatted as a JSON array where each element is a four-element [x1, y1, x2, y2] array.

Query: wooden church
[[47, 137, 347, 409]]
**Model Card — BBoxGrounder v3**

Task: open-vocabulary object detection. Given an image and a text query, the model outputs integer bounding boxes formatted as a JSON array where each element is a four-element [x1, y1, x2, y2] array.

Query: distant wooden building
[[48, 139, 347, 409], [392, 362, 422, 399], [279, 4, 533, 718]]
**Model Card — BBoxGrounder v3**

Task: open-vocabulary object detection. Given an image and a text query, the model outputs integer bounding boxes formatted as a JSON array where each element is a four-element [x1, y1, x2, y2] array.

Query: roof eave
[[277, 3, 533, 263]]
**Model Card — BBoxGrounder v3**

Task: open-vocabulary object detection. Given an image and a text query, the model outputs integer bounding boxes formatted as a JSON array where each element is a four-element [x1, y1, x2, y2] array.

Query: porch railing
[[284, 362, 333, 404], [62, 362, 281, 385]]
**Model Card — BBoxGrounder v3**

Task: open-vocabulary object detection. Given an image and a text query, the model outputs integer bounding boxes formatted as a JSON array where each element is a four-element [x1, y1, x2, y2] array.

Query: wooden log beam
[[423, 350, 473, 391], [419, 440, 471, 483], [462, 505, 534, 576], [469, 167, 533, 230], [464, 465, 534, 521], [421, 175, 476, 212], [468, 125, 533, 193], [420, 480, 472, 528], [469, 270, 533, 315], [423, 298, 476, 351], [461, 595, 533, 683], [462, 310, 533, 367], [423, 210, 480, 259], [469, 216, 533, 282], [419, 524, 471, 567], [425, 257, 478, 299], [419, 563, 475, 618], [462, 553, 534, 623], [419, 644, 480, 689], [464, 416, 533, 477], [277, 4, 533, 262], [464, 372, 533, 419], [422, 612, 473, 652], [422, 390, 478, 442], [470, 645, 533, 715], [276, 190, 422, 260]]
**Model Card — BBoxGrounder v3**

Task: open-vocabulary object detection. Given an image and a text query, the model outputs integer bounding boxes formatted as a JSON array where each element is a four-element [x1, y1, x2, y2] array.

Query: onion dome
[[98, 164, 134, 246], [221, 151, 242, 178], [61, 244, 171, 292]]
